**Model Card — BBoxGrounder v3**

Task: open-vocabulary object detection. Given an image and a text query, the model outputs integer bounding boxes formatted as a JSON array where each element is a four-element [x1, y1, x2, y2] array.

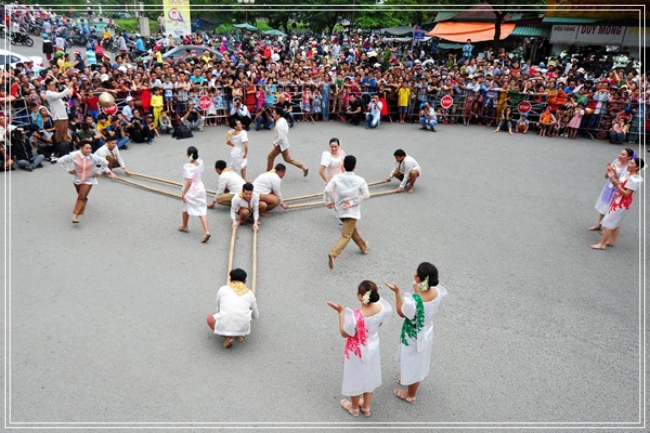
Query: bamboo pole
[[252, 229, 258, 294], [288, 187, 399, 209], [283, 179, 390, 203], [129, 172, 218, 196], [287, 200, 325, 209], [227, 225, 238, 278], [113, 176, 182, 199]]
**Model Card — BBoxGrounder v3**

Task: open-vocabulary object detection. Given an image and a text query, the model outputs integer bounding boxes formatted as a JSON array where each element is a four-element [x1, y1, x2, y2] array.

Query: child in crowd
[[567, 103, 584, 140], [515, 114, 529, 134], [538, 106, 556, 137], [158, 111, 173, 134], [312, 88, 323, 121], [301, 86, 314, 122]]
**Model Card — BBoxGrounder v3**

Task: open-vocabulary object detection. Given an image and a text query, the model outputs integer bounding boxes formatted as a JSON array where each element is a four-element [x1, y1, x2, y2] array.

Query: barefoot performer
[[385, 262, 447, 405], [230, 183, 261, 231], [324, 155, 369, 269], [327, 280, 393, 417], [58, 141, 116, 224], [225, 120, 249, 181], [387, 149, 421, 194], [207, 268, 259, 349], [266, 107, 309, 177], [253, 163, 289, 214], [208, 160, 246, 208], [179, 146, 211, 243]]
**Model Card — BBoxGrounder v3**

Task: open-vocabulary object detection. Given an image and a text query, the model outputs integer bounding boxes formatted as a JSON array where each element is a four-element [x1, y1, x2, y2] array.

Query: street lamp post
[[237, 0, 255, 24]]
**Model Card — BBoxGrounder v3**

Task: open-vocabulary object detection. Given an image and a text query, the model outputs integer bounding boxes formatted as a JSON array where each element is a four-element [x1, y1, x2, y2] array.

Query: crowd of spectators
[[1, 4, 648, 172]]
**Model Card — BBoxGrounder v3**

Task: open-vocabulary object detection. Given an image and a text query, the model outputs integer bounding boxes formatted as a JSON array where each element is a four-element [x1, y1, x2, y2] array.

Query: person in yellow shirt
[[96, 114, 111, 134], [397, 81, 411, 124], [102, 28, 111, 41], [150, 87, 164, 127]]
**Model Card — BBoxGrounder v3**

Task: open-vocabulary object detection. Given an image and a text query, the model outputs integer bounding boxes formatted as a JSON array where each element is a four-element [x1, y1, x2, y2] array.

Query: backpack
[[173, 125, 193, 140]]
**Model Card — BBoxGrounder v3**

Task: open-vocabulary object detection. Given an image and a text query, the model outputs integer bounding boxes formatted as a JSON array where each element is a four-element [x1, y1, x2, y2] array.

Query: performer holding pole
[[386, 149, 421, 194], [58, 141, 116, 224], [327, 280, 393, 417], [253, 163, 289, 215], [179, 146, 211, 243], [385, 262, 447, 405], [230, 183, 261, 231], [207, 268, 259, 349], [208, 160, 246, 208], [324, 155, 369, 269], [266, 107, 309, 177]]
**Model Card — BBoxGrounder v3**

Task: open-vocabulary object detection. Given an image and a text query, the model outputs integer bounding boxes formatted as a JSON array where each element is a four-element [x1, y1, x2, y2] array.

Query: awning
[[379, 26, 414, 37], [542, 17, 598, 24], [511, 25, 551, 38], [426, 22, 515, 43], [233, 23, 258, 32]]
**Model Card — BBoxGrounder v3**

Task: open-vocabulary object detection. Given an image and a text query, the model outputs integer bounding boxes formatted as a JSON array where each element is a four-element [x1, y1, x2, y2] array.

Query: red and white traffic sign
[[440, 95, 453, 109], [518, 101, 532, 114], [199, 96, 212, 110], [103, 104, 118, 116]]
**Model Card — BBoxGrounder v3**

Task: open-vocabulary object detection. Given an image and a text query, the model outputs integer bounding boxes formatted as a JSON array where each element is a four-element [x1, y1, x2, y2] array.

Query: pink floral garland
[[344, 310, 368, 360]]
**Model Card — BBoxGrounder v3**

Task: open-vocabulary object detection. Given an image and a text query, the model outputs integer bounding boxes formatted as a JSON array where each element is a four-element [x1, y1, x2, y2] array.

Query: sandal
[[360, 406, 371, 417], [178, 226, 189, 233], [340, 399, 359, 417], [589, 244, 606, 250], [201, 233, 211, 243], [236, 336, 245, 342], [223, 337, 234, 348], [393, 389, 416, 404]]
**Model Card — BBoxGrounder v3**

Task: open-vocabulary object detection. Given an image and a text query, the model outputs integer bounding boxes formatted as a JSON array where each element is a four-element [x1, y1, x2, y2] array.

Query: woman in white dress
[[318, 137, 346, 184], [206, 268, 259, 348], [591, 157, 644, 250], [385, 262, 447, 404], [226, 120, 249, 181], [58, 141, 116, 224], [178, 146, 211, 243], [589, 148, 634, 231], [327, 280, 392, 417]]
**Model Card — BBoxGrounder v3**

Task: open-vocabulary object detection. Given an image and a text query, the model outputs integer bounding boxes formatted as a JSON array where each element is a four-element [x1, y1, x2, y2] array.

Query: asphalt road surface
[[2, 40, 647, 432]]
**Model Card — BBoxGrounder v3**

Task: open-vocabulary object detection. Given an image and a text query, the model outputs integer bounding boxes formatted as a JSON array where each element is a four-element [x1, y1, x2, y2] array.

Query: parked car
[[0, 49, 44, 72], [140, 45, 224, 64]]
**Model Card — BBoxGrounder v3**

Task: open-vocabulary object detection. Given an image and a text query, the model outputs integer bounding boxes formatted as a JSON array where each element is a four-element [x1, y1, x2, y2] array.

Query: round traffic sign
[[103, 103, 118, 115], [518, 101, 532, 114], [440, 95, 453, 109], [199, 95, 212, 110]]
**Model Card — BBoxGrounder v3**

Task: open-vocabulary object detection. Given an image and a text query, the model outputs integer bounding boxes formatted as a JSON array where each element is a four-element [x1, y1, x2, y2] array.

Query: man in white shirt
[[208, 160, 245, 208], [419, 101, 437, 132], [121, 96, 135, 121], [253, 163, 289, 214], [365, 94, 382, 129], [94, 138, 129, 174], [324, 155, 369, 269], [230, 98, 251, 131], [230, 183, 261, 231], [44, 77, 71, 144], [387, 149, 421, 194], [266, 107, 309, 176]]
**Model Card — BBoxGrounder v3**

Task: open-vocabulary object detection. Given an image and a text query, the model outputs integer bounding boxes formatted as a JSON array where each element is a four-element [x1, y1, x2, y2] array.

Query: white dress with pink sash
[[340, 298, 392, 396]]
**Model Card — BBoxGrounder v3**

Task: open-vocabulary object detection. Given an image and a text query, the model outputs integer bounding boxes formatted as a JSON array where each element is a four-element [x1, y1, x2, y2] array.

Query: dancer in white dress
[[179, 146, 211, 243], [589, 148, 634, 231], [328, 280, 392, 417], [225, 120, 249, 181], [385, 262, 447, 404], [319, 137, 346, 183], [591, 157, 644, 250], [206, 268, 259, 348]]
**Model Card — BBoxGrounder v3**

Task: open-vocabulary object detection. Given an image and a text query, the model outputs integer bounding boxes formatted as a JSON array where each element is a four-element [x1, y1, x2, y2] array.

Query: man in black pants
[[345, 94, 364, 126]]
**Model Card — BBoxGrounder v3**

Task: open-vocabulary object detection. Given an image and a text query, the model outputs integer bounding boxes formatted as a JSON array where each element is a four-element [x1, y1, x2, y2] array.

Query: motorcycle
[[26, 21, 42, 37], [69, 33, 88, 47], [10, 32, 34, 47]]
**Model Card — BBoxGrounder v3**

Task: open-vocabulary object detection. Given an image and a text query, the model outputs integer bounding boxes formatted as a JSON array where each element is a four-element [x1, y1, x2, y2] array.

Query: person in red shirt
[[84, 90, 100, 121]]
